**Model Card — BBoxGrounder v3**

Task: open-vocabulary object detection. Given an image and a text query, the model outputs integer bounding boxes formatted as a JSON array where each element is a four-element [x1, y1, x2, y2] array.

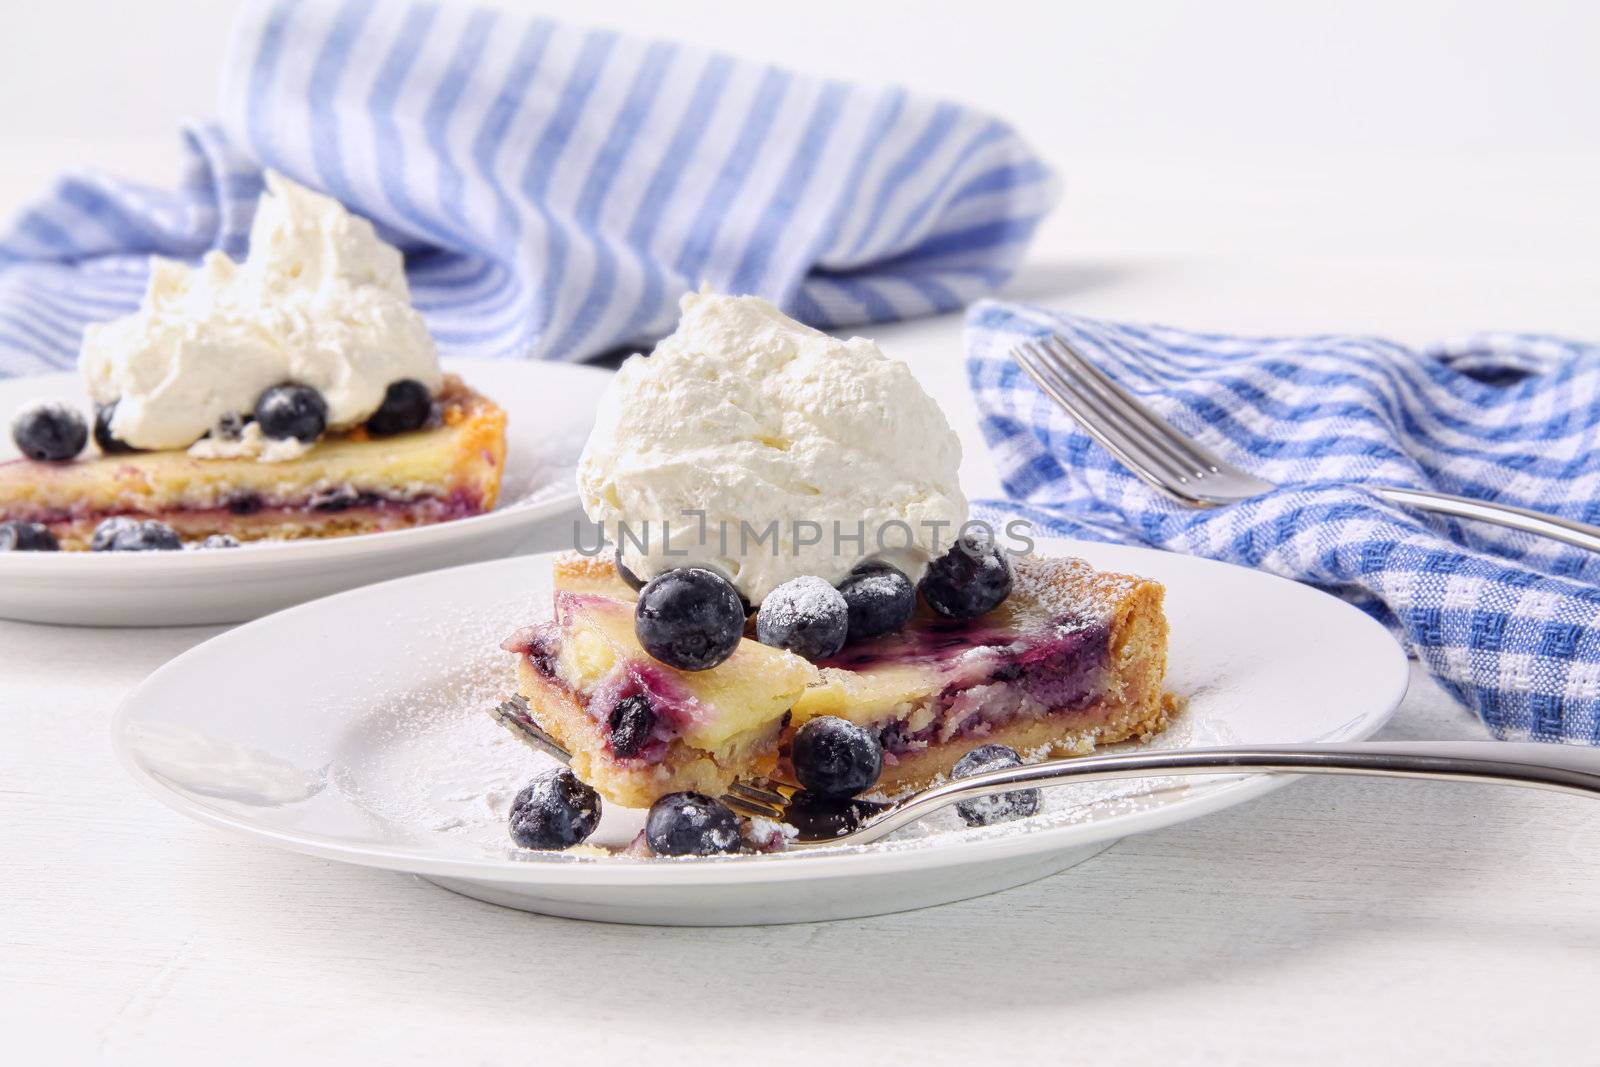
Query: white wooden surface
[[5, 2, 1600, 1063], [7, 265, 1600, 1067]]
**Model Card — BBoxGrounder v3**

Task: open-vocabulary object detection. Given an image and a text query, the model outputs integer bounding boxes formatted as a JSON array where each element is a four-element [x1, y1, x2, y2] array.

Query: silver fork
[[488, 696, 792, 819], [489, 698, 1600, 848], [777, 740, 1600, 848], [1012, 335, 1600, 553]]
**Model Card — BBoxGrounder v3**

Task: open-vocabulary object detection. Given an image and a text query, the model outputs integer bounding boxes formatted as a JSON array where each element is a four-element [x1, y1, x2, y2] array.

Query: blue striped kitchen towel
[[0, 0, 1057, 376], [968, 300, 1600, 745]]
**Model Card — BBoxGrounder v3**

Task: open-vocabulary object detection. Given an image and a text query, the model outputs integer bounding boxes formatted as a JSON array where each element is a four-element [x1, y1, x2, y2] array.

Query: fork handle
[[856, 741, 1600, 845], [1375, 486, 1600, 553]]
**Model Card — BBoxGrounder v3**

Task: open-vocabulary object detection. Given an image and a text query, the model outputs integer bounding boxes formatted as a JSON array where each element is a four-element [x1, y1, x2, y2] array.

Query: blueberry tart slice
[[502, 550, 1175, 810], [0, 375, 505, 549]]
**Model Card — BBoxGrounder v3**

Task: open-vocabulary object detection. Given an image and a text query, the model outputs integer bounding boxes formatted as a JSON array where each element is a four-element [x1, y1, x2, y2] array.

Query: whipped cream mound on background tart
[[80, 171, 442, 454], [0, 173, 507, 550]]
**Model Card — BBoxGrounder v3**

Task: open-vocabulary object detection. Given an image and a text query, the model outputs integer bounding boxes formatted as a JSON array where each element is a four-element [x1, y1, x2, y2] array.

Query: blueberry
[[791, 715, 883, 799], [255, 384, 328, 443], [838, 561, 916, 642], [212, 411, 250, 442], [951, 744, 1040, 827], [508, 767, 602, 850], [0, 522, 58, 551], [755, 575, 848, 660], [645, 791, 741, 856], [918, 535, 1013, 620], [226, 492, 263, 515], [607, 693, 657, 759], [90, 517, 138, 551], [365, 379, 432, 436], [308, 486, 362, 512], [93, 403, 140, 454], [11, 401, 87, 462], [615, 547, 645, 591], [199, 534, 240, 550], [634, 567, 745, 671], [90, 517, 183, 552]]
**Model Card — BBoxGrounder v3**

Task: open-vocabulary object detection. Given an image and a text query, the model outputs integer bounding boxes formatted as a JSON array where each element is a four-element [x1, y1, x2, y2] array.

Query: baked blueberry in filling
[[226, 491, 263, 515], [504, 624, 701, 767], [582, 663, 701, 764], [309, 487, 364, 512], [606, 694, 657, 758], [502, 625, 561, 680]]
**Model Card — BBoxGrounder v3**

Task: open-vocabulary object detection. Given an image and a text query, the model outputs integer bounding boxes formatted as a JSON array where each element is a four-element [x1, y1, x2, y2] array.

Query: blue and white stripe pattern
[[0, 0, 1057, 374], [968, 300, 1600, 745]]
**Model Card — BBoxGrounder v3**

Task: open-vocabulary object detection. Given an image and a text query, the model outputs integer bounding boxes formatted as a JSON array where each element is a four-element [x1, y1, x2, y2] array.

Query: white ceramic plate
[[114, 539, 1409, 925], [0, 357, 610, 625]]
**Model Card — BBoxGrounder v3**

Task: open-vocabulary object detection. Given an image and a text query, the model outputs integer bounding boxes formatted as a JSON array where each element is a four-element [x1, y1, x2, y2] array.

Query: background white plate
[[0, 357, 611, 625], [115, 539, 1409, 925]]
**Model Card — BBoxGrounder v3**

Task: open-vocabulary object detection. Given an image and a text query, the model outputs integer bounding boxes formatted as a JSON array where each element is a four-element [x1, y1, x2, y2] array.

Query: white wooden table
[[7, 612, 1600, 1064], [7, 259, 1600, 1062], [5, 4, 1600, 1055]]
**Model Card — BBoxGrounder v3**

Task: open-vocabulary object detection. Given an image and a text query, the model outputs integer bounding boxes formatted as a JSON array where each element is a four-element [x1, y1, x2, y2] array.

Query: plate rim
[[112, 538, 1411, 886], [0, 356, 609, 574]]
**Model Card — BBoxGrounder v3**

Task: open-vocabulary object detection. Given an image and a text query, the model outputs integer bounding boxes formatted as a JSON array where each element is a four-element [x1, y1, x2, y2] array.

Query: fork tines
[[488, 695, 572, 763], [1010, 336, 1267, 506]]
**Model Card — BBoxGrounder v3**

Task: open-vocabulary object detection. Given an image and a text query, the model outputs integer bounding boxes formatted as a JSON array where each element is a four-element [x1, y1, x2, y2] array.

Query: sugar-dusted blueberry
[[93, 402, 140, 454], [90, 517, 183, 552], [508, 767, 603, 850], [134, 521, 182, 551], [11, 400, 87, 462], [255, 383, 328, 443], [607, 693, 657, 759], [791, 715, 883, 799], [645, 791, 741, 856], [634, 566, 745, 671], [614, 546, 645, 591], [90, 517, 138, 552], [838, 560, 916, 642], [0, 521, 58, 551], [918, 534, 1013, 620], [199, 534, 240, 550], [365, 379, 432, 436], [756, 575, 848, 660], [951, 744, 1040, 827]]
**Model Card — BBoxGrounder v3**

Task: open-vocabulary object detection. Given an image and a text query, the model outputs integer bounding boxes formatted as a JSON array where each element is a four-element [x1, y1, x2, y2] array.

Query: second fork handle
[[1375, 486, 1600, 554]]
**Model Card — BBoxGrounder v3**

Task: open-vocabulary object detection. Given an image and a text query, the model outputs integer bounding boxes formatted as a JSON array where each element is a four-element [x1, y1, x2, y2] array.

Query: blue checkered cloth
[[0, 0, 1056, 376], [967, 300, 1600, 745]]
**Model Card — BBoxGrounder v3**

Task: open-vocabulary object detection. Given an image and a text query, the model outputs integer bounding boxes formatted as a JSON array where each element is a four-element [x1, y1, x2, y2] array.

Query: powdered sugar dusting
[[300, 552, 1216, 864], [757, 575, 843, 630], [1007, 552, 1144, 626]]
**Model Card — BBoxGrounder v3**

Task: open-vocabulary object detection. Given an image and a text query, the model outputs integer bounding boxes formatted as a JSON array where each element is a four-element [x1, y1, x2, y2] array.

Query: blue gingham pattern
[[0, 0, 1056, 375], [967, 300, 1600, 745]]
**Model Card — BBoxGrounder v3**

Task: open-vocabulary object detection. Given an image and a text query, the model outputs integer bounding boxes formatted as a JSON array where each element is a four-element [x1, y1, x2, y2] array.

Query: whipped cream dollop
[[578, 290, 968, 604], [79, 171, 441, 455]]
